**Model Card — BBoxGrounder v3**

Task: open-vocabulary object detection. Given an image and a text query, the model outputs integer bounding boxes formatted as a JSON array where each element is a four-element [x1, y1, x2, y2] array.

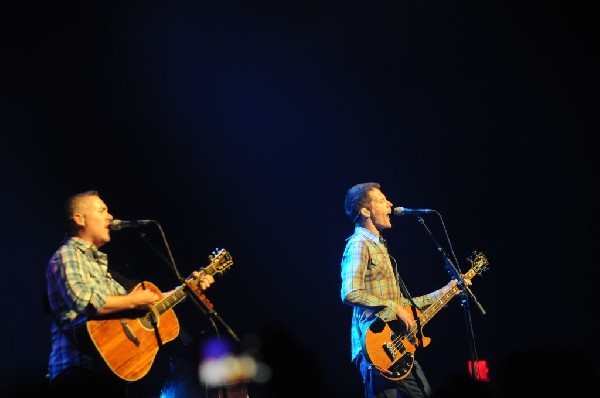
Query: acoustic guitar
[[81, 248, 233, 381]]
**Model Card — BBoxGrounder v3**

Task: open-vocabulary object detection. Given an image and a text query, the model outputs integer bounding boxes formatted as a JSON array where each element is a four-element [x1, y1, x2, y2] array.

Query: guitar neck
[[414, 267, 479, 328], [153, 269, 210, 315], [417, 284, 461, 328], [154, 284, 187, 315]]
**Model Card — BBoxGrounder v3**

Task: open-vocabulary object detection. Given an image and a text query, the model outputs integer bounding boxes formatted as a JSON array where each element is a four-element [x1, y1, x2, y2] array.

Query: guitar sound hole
[[140, 314, 154, 329]]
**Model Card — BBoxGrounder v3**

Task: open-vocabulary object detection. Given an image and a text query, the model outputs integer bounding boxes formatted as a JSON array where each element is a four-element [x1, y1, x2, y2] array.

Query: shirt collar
[[354, 226, 381, 243], [68, 236, 106, 261]]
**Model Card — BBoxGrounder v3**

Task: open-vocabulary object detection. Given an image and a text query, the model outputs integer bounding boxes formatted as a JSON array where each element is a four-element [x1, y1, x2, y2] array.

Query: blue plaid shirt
[[46, 237, 127, 379], [340, 227, 443, 361]]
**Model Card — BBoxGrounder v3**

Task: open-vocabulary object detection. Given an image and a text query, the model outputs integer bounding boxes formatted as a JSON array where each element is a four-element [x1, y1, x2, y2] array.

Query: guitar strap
[[108, 268, 139, 291], [380, 237, 417, 308], [385, 245, 425, 347]]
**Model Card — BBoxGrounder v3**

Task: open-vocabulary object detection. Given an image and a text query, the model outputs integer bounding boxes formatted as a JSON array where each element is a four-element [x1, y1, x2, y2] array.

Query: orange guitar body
[[362, 307, 431, 381], [85, 282, 180, 382]]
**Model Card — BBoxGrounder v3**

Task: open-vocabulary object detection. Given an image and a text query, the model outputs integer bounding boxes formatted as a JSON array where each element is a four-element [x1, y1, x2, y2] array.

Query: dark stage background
[[1, 1, 597, 397]]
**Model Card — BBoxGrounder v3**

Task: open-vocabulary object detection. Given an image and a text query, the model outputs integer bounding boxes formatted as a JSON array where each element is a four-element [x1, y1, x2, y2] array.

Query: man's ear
[[72, 213, 86, 227], [360, 207, 370, 218]]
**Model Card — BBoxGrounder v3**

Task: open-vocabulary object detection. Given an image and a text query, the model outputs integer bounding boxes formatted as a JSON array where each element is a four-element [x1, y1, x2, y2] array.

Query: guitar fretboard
[[154, 284, 188, 315], [407, 255, 486, 336], [147, 268, 211, 317]]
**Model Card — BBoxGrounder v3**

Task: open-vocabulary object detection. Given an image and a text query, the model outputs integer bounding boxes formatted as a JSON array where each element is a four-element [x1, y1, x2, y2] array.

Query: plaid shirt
[[340, 226, 443, 361], [46, 237, 127, 379]]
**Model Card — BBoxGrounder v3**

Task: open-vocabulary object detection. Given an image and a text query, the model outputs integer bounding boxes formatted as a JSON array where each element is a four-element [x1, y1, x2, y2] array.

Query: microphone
[[393, 207, 434, 216], [109, 219, 154, 231]]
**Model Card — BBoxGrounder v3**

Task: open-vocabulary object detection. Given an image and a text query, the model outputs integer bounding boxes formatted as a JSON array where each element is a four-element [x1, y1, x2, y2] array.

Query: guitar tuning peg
[[467, 251, 477, 262]]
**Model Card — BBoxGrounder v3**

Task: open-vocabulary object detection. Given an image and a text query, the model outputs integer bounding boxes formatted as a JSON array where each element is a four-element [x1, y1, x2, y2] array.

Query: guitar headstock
[[203, 248, 234, 276], [466, 251, 489, 276]]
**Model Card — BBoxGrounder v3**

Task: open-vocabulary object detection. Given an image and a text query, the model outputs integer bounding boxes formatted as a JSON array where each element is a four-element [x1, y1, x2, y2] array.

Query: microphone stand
[[133, 225, 240, 343], [132, 224, 241, 398], [415, 216, 486, 380], [183, 283, 240, 343]]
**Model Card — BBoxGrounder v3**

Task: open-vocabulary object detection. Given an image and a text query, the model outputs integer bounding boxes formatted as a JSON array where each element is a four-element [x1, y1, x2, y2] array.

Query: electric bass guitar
[[81, 248, 233, 382], [362, 251, 488, 381]]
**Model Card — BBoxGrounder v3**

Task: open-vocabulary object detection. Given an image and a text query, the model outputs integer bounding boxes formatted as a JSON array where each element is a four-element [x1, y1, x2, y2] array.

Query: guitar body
[[86, 282, 180, 382], [363, 307, 431, 381]]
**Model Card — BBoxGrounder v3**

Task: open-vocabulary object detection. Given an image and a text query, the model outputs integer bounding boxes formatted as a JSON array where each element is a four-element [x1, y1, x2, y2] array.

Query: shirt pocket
[[366, 253, 389, 281]]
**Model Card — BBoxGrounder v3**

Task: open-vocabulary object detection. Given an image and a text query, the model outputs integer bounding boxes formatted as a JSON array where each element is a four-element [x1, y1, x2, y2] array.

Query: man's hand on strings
[[395, 305, 415, 332], [128, 289, 160, 309]]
